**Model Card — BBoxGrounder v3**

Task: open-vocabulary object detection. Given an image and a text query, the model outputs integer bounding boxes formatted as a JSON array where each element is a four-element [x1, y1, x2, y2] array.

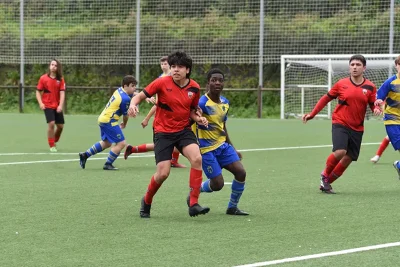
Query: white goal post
[[280, 54, 398, 119]]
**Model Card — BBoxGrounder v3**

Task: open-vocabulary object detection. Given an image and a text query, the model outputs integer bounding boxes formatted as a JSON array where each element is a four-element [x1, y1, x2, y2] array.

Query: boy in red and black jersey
[[303, 54, 382, 193], [36, 59, 66, 152], [128, 51, 210, 218]]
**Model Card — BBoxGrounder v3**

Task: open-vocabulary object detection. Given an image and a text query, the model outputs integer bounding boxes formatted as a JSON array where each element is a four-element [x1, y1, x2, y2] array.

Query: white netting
[[281, 54, 397, 119], [0, 0, 396, 65]]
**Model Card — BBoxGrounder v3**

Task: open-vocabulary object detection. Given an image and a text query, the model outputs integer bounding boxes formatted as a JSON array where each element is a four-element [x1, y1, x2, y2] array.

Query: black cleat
[[79, 153, 87, 169], [124, 145, 133, 160], [320, 174, 335, 194], [140, 197, 151, 218], [189, 204, 210, 217], [103, 163, 118, 170], [226, 207, 249, 216]]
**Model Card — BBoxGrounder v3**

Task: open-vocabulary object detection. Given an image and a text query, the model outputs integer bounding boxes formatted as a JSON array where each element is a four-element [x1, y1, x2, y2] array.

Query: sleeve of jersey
[[143, 79, 161, 98], [377, 79, 392, 100], [309, 94, 332, 117], [37, 77, 44, 90], [224, 101, 230, 122], [60, 78, 66, 90], [191, 88, 200, 109], [368, 86, 378, 112], [111, 93, 122, 112], [198, 96, 208, 115], [120, 97, 129, 116]]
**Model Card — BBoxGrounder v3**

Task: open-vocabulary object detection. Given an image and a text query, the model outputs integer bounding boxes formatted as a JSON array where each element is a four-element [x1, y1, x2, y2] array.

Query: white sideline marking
[[0, 142, 380, 157], [233, 241, 400, 267], [0, 155, 154, 166], [0, 142, 380, 166]]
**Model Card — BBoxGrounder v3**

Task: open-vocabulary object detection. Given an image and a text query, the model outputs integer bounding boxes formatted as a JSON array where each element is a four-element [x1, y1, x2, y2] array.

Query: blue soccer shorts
[[202, 142, 240, 179], [99, 123, 125, 144], [386, 124, 400, 151]]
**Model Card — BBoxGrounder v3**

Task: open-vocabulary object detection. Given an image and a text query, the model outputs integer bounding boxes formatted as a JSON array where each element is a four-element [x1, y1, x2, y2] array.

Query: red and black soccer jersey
[[328, 77, 376, 132], [37, 74, 66, 109], [143, 76, 200, 133]]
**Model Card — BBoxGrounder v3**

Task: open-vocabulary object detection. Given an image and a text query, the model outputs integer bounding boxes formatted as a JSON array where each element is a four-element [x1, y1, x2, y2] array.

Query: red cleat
[[171, 162, 186, 168], [124, 145, 133, 160]]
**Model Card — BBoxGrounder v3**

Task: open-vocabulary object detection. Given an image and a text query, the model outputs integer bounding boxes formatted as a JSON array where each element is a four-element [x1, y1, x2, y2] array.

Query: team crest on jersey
[[188, 91, 193, 99], [362, 89, 367, 95]]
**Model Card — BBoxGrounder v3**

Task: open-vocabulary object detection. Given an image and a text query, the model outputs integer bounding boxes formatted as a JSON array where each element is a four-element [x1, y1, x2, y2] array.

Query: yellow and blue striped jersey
[[197, 94, 230, 154], [377, 74, 400, 125], [98, 87, 132, 126]]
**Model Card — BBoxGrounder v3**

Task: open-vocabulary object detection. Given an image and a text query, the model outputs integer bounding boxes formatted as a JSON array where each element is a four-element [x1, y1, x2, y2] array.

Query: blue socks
[[228, 179, 245, 208], [200, 179, 213, 193], [85, 142, 103, 158], [106, 151, 119, 165]]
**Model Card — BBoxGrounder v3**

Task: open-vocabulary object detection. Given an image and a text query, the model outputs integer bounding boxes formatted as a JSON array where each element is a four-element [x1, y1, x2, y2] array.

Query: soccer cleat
[[226, 207, 249, 216], [171, 162, 186, 168], [50, 147, 57, 152], [319, 174, 336, 194], [370, 155, 380, 163], [79, 152, 87, 169], [140, 197, 151, 218], [393, 161, 400, 180], [124, 145, 133, 160], [189, 204, 210, 217], [103, 163, 118, 170]]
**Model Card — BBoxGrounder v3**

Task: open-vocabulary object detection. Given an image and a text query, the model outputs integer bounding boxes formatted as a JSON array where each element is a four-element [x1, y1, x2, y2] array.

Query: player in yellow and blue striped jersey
[[375, 55, 400, 178], [79, 75, 137, 170], [195, 68, 248, 215]]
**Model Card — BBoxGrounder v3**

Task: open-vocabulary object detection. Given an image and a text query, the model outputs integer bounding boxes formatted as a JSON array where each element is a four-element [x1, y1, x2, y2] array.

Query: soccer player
[[302, 55, 382, 193], [78, 75, 137, 170], [374, 55, 400, 177], [124, 56, 186, 168], [370, 135, 390, 163], [193, 68, 248, 215], [128, 51, 210, 218], [36, 59, 65, 152]]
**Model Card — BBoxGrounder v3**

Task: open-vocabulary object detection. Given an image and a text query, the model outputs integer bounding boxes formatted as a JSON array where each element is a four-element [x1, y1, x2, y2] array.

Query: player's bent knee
[[210, 178, 224, 191], [48, 121, 55, 128], [235, 169, 246, 182]]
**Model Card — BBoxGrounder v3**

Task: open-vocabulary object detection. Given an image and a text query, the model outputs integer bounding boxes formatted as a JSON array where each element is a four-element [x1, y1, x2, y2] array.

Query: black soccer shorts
[[331, 123, 363, 161], [153, 128, 198, 164], [44, 108, 65, 124]]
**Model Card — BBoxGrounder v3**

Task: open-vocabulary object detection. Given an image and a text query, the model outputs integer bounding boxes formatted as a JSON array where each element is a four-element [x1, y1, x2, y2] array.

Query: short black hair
[[122, 75, 137, 87], [349, 54, 366, 66], [168, 51, 193, 78], [207, 68, 225, 81]]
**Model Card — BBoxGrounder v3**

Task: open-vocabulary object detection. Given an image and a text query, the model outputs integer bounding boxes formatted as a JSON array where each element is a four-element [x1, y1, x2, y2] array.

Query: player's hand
[[145, 97, 156, 104], [56, 105, 62, 113], [120, 123, 126, 129], [196, 116, 208, 128], [141, 119, 148, 128], [195, 106, 203, 116], [373, 107, 382, 116], [236, 151, 243, 160], [39, 103, 46, 110], [128, 105, 139, 117], [374, 99, 383, 106], [302, 114, 313, 124]]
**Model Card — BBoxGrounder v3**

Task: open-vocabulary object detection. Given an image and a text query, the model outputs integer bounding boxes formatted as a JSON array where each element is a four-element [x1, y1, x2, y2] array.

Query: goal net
[[280, 54, 397, 119]]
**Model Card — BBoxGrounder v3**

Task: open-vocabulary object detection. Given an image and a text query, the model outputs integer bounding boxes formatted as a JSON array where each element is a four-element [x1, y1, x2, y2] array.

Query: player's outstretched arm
[[128, 92, 147, 117], [302, 94, 332, 124]]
